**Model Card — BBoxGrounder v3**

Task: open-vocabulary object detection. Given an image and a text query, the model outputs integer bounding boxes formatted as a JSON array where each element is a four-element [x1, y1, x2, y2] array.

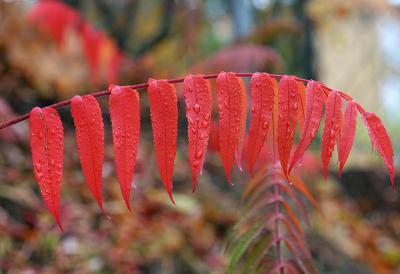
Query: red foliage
[[29, 107, 64, 230], [247, 73, 275, 176], [321, 91, 343, 179], [109, 85, 140, 210], [183, 75, 212, 192], [277, 75, 301, 178], [71, 95, 105, 211], [338, 101, 358, 177], [216, 72, 247, 183], [289, 81, 325, 173], [15, 72, 394, 225], [147, 79, 178, 203]]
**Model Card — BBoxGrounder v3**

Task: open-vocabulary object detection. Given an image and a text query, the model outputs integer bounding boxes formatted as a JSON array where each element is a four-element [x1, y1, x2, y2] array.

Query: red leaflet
[[148, 79, 178, 202], [338, 101, 357, 177], [29, 107, 64, 230], [183, 75, 212, 192], [216, 72, 247, 183], [360, 110, 395, 187], [289, 81, 325, 173], [321, 91, 342, 179], [270, 78, 279, 163], [277, 75, 300, 178], [297, 81, 307, 133], [247, 73, 275, 176], [109, 85, 140, 210], [71, 95, 104, 210], [235, 79, 247, 172]]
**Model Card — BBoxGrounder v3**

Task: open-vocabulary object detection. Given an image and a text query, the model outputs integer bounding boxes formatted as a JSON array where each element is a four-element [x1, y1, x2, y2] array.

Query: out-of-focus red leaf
[[28, 0, 80, 46]]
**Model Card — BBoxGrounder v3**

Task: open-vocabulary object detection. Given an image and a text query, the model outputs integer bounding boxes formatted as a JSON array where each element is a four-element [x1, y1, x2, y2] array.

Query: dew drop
[[195, 150, 203, 159], [201, 121, 209, 128], [224, 101, 229, 109], [193, 103, 200, 113]]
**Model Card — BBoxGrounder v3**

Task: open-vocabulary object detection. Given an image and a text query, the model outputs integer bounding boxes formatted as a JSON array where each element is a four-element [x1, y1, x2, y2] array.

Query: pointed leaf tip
[[29, 106, 64, 229]]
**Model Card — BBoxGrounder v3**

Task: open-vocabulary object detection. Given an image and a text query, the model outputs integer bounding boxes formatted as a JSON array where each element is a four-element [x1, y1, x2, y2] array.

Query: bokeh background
[[0, 0, 399, 273]]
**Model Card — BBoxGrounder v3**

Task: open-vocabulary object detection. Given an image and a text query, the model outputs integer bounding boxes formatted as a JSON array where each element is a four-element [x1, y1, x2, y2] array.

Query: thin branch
[[273, 170, 284, 274], [0, 72, 351, 130]]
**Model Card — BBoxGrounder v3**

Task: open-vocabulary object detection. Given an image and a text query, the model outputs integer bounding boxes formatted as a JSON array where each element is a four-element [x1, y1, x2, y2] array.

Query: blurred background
[[0, 0, 399, 273]]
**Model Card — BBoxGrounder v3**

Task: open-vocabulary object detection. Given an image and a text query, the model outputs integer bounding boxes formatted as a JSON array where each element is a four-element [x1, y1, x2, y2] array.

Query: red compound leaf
[[71, 95, 104, 211], [183, 75, 212, 192], [148, 79, 178, 203], [289, 81, 325, 173], [338, 101, 357, 177], [109, 85, 140, 210], [359, 109, 395, 187], [321, 91, 342, 179], [216, 72, 247, 183], [277, 75, 301, 178], [29, 107, 64, 230], [247, 72, 275, 176]]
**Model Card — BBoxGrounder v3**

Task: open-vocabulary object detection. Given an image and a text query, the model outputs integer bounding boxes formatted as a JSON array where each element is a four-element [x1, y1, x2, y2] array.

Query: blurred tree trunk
[[229, 0, 254, 39]]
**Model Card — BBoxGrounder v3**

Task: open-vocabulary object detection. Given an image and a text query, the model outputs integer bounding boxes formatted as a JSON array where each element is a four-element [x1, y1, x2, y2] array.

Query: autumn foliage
[[16, 71, 395, 230]]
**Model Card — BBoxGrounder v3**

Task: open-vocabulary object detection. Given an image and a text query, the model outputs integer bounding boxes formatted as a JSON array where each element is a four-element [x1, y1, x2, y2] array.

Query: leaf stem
[[0, 72, 349, 130], [273, 171, 284, 274]]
